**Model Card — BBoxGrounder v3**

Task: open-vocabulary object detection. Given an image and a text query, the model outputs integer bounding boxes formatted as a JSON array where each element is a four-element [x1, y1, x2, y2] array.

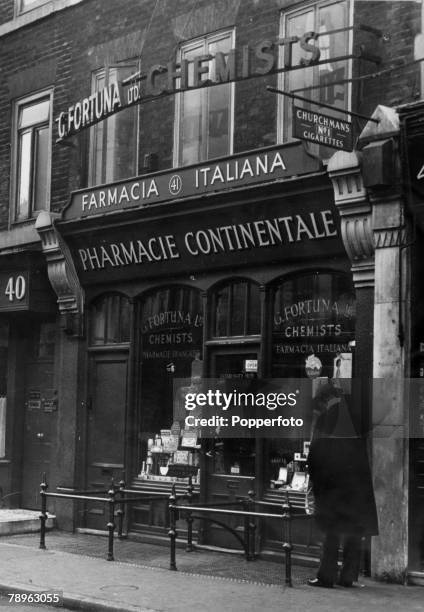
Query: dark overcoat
[[307, 385, 378, 536]]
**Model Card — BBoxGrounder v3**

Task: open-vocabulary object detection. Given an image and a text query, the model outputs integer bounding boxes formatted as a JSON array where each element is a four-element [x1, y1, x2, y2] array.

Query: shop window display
[[265, 271, 355, 501], [138, 286, 203, 485]]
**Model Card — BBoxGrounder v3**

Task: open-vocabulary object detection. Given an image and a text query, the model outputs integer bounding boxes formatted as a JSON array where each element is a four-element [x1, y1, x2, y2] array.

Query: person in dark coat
[[307, 381, 378, 588]]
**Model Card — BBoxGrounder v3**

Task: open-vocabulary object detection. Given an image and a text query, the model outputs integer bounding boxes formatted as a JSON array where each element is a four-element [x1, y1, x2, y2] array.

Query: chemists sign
[[293, 106, 353, 151]]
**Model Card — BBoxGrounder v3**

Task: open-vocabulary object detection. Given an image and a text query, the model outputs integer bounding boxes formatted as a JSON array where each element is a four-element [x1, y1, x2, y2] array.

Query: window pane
[[106, 295, 121, 344], [19, 99, 50, 128], [120, 298, 131, 342], [214, 286, 229, 336], [180, 43, 205, 166], [208, 85, 230, 159], [33, 126, 49, 211], [207, 35, 232, 159], [230, 282, 246, 336], [282, 9, 315, 141], [318, 2, 349, 110], [16, 130, 32, 221], [90, 299, 107, 345], [248, 283, 261, 334]]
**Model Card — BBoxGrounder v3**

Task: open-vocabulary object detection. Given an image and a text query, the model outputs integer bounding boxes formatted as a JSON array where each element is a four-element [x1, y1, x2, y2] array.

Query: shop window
[[138, 286, 203, 488], [17, 0, 50, 14], [278, 0, 351, 157], [89, 294, 131, 346], [89, 64, 138, 186], [272, 271, 355, 379], [212, 280, 260, 337], [12, 91, 52, 222], [174, 30, 235, 167]]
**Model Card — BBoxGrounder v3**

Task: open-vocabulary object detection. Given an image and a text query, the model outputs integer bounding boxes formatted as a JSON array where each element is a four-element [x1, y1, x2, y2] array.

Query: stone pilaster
[[360, 105, 409, 583], [370, 190, 409, 583]]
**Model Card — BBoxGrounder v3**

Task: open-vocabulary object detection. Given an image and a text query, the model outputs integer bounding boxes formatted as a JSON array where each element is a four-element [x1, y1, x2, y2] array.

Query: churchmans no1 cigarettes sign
[[293, 105, 353, 151]]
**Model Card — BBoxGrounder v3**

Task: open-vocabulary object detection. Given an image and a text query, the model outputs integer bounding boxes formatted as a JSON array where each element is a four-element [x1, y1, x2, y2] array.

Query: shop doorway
[[84, 350, 128, 530], [21, 321, 57, 509], [204, 348, 258, 548]]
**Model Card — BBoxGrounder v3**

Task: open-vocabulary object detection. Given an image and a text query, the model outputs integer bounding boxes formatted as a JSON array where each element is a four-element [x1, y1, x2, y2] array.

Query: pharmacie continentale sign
[[63, 192, 343, 285], [62, 144, 321, 221]]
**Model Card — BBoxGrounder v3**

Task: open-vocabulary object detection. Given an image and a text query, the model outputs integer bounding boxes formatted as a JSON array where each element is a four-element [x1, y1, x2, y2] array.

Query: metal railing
[[39, 474, 313, 587], [38, 473, 196, 561], [170, 486, 313, 587]]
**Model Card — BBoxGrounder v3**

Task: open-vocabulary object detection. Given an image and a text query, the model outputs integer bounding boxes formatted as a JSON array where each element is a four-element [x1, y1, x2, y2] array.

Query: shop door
[[204, 349, 257, 548], [21, 359, 57, 509], [85, 351, 128, 530]]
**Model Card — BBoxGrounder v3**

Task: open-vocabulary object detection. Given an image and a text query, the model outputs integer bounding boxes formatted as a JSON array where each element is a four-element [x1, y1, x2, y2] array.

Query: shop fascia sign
[[62, 143, 322, 222], [55, 31, 326, 141]]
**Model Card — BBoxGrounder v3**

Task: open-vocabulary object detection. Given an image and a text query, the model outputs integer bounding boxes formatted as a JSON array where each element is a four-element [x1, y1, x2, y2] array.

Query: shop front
[[52, 142, 359, 556]]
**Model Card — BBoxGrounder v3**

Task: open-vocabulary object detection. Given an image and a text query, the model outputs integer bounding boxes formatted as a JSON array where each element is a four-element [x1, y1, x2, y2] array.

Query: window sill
[[1, 0, 84, 37]]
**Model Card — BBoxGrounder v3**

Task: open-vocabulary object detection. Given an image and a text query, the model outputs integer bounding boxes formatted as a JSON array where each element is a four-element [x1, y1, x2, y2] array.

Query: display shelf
[[130, 475, 200, 497], [263, 487, 308, 512]]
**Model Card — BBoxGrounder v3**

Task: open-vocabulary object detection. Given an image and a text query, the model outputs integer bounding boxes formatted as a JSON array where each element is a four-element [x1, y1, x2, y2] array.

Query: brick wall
[[0, 0, 422, 231]]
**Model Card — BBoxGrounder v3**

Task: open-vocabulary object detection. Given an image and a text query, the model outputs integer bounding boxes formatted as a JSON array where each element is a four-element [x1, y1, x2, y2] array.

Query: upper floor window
[[17, 0, 50, 14], [13, 91, 52, 222], [174, 30, 235, 167], [89, 64, 138, 187], [278, 0, 351, 157]]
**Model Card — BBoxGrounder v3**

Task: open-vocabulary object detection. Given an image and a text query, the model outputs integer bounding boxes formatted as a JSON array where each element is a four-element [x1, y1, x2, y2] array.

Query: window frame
[[277, 0, 353, 152], [16, 0, 50, 15], [173, 28, 236, 168], [88, 62, 140, 187], [11, 89, 53, 224]]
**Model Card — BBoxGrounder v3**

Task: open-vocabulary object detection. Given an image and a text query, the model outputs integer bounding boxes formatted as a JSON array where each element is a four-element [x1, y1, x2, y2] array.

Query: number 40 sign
[[0, 272, 28, 311]]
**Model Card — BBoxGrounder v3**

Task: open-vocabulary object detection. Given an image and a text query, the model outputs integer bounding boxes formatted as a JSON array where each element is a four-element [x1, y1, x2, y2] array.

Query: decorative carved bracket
[[35, 211, 84, 336], [327, 151, 375, 289]]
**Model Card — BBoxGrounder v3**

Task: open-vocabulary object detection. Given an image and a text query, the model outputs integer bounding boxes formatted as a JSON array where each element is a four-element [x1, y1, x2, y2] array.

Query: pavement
[[0, 531, 422, 612]]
